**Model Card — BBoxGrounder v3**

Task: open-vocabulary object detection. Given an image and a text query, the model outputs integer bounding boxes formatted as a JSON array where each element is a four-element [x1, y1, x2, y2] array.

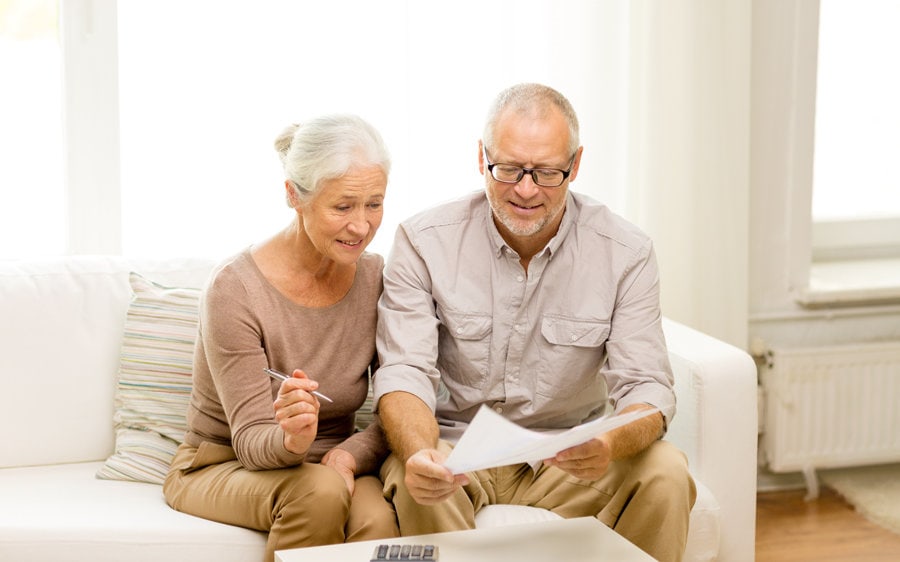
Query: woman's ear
[[285, 180, 301, 208]]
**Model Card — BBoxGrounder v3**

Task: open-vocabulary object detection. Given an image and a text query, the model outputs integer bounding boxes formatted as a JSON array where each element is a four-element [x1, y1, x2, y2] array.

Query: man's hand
[[544, 404, 664, 481], [404, 448, 470, 505], [543, 435, 613, 480]]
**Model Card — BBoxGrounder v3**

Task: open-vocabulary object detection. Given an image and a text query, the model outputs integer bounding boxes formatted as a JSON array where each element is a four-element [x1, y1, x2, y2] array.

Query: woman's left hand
[[322, 448, 357, 494]]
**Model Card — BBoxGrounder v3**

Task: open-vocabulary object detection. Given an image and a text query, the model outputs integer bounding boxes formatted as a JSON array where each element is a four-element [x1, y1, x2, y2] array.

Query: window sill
[[796, 257, 900, 308]]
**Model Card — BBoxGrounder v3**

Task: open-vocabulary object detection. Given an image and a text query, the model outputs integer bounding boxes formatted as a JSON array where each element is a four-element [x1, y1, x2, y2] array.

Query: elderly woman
[[163, 114, 399, 561]]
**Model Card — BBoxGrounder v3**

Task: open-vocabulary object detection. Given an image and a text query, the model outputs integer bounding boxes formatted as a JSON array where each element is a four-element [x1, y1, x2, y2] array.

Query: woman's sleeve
[[199, 267, 307, 470]]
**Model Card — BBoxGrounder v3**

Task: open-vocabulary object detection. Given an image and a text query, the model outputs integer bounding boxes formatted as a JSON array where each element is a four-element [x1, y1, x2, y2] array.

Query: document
[[442, 405, 659, 474]]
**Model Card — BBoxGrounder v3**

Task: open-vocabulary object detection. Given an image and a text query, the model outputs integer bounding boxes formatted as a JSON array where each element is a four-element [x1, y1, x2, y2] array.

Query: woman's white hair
[[274, 114, 391, 205]]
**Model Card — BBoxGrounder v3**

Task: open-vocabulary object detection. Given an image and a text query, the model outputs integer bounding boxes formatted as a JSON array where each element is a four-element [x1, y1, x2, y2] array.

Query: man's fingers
[[404, 449, 463, 504]]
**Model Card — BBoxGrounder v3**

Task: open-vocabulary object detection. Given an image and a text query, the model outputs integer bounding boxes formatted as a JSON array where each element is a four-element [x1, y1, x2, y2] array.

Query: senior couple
[[163, 83, 696, 562]]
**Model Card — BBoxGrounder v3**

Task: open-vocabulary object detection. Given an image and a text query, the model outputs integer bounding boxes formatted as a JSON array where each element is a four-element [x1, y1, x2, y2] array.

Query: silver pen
[[263, 367, 334, 403]]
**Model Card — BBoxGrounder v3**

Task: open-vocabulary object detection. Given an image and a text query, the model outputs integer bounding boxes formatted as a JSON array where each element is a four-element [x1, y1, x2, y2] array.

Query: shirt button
[[456, 327, 463, 334], [516, 275, 524, 282], [570, 334, 577, 342], [494, 405, 503, 413]]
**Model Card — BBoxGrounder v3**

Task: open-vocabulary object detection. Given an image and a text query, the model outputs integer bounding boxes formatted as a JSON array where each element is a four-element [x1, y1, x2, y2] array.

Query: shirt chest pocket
[[536, 315, 610, 399], [437, 310, 492, 389], [541, 316, 610, 348]]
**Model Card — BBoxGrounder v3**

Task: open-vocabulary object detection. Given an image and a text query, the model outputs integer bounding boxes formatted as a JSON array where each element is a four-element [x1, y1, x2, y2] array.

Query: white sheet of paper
[[442, 405, 659, 474]]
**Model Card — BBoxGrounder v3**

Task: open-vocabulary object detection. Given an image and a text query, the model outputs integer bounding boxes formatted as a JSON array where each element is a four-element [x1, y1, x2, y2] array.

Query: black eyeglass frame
[[482, 147, 577, 188]]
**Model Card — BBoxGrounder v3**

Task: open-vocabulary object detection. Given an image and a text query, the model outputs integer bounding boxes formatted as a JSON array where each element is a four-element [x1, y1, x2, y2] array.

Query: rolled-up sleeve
[[603, 241, 676, 426]]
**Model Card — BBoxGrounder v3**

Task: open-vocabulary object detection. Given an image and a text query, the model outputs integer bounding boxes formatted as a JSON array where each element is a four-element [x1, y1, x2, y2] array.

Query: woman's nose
[[347, 209, 369, 235]]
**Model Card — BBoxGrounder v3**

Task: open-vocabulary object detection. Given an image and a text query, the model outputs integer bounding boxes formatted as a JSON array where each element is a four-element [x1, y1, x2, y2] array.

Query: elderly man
[[374, 83, 696, 562]]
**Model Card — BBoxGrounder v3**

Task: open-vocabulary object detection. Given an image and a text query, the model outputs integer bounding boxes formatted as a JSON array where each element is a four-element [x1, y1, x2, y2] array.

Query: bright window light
[[813, 1, 900, 222], [116, 1, 625, 259], [0, 0, 64, 258]]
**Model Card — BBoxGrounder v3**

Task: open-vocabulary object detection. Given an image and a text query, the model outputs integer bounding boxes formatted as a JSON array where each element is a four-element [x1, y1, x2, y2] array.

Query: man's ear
[[477, 140, 486, 175], [568, 146, 584, 183]]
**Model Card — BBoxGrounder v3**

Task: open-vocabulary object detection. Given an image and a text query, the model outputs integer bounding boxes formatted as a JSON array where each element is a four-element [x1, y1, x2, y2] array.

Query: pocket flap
[[541, 315, 610, 347]]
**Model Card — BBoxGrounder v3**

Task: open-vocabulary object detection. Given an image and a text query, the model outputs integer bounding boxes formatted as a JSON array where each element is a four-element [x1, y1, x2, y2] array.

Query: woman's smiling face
[[300, 164, 387, 264]]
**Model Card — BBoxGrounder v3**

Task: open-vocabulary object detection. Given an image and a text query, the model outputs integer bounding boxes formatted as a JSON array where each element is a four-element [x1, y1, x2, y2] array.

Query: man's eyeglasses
[[483, 148, 575, 188]]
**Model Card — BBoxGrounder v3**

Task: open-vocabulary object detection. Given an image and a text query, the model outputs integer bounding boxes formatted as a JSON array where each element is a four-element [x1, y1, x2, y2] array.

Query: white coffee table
[[275, 516, 655, 562]]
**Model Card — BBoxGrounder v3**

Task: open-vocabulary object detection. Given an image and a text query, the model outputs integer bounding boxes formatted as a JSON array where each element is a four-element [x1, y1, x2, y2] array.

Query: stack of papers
[[443, 405, 658, 474]]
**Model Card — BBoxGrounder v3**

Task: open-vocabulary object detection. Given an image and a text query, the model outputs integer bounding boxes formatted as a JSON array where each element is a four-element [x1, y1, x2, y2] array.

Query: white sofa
[[0, 256, 758, 561]]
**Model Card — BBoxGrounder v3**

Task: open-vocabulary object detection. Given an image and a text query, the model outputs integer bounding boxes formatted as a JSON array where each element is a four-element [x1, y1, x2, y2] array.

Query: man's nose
[[513, 172, 541, 197]]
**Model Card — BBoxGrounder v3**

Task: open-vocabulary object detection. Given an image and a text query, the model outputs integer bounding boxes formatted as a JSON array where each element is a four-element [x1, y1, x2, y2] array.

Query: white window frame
[[812, 217, 900, 262]]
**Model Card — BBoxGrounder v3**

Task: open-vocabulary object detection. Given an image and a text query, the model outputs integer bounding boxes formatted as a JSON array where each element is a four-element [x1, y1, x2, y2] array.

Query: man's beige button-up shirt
[[374, 191, 674, 442]]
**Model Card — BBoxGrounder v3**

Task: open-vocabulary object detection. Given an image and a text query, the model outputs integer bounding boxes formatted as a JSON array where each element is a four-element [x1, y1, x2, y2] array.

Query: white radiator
[[760, 341, 900, 479]]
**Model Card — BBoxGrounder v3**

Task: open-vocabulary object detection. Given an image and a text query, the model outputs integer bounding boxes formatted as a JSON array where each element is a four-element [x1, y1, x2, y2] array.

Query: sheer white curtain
[[623, 1, 752, 347], [116, 0, 629, 259]]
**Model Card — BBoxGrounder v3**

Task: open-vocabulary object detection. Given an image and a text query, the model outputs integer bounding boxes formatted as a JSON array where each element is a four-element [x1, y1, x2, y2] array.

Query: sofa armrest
[[662, 318, 758, 562]]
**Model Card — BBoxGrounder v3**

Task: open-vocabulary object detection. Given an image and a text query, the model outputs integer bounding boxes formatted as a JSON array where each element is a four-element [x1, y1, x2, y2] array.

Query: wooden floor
[[756, 487, 900, 561]]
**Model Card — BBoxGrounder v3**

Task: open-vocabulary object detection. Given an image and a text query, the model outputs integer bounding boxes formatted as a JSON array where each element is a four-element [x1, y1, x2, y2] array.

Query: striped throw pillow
[[96, 272, 201, 484]]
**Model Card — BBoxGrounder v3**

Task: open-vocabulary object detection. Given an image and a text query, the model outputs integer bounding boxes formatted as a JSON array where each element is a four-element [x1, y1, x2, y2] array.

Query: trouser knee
[[346, 475, 399, 542], [277, 465, 351, 527], [633, 441, 695, 503]]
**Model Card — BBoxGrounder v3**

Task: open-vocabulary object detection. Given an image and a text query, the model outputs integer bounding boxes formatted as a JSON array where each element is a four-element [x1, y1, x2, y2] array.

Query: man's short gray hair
[[482, 83, 580, 157]]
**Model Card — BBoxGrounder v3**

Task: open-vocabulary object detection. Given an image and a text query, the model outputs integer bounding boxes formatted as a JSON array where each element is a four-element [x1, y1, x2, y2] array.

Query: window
[[0, 0, 65, 258], [813, 1, 900, 226], [805, 0, 900, 305]]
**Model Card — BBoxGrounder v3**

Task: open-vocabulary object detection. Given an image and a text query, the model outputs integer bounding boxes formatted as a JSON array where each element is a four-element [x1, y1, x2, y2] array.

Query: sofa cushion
[[97, 272, 202, 484], [0, 257, 214, 469], [0, 461, 266, 562]]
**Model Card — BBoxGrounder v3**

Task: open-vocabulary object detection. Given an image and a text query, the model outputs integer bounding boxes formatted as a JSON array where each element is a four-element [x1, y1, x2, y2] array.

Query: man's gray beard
[[490, 197, 566, 238]]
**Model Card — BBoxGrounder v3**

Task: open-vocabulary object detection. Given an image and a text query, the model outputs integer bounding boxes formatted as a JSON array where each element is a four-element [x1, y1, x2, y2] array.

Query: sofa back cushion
[[0, 257, 214, 469]]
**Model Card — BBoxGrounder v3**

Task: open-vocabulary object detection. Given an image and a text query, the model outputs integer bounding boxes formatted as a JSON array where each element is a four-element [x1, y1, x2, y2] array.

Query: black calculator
[[370, 543, 438, 561]]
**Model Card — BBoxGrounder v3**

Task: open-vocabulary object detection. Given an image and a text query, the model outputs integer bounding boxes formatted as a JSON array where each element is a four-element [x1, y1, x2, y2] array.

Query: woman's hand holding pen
[[273, 369, 321, 455]]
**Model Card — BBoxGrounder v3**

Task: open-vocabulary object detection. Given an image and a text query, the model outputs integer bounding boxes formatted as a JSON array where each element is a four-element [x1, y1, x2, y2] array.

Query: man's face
[[480, 107, 581, 247]]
